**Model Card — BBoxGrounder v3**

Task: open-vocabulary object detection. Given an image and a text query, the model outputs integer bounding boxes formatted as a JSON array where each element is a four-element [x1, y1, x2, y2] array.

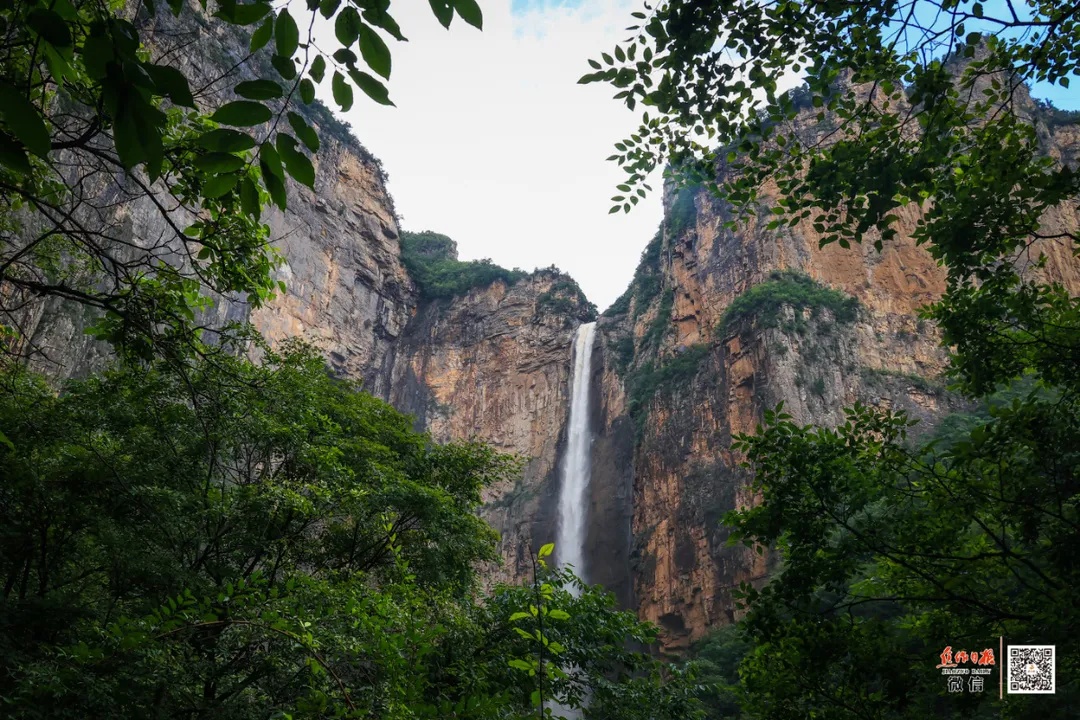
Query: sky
[[312, 0, 661, 312], [307, 0, 1080, 313]]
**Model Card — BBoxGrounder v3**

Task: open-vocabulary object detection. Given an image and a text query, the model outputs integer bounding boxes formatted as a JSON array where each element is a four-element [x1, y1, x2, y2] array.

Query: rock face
[[13, 24, 1080, 657], [13, 6, 415, 387], [17, 134, 412, 387], [586, 98, 1080, 651], [385, 270, 595, 585]]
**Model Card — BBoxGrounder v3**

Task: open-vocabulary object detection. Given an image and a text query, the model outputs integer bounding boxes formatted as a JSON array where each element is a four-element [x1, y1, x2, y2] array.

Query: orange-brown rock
[[592, 96, 1080, 651]]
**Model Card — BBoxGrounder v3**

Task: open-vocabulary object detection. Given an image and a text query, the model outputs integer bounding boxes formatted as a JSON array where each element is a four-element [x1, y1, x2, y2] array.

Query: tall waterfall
[[556, 321, 597, 587]]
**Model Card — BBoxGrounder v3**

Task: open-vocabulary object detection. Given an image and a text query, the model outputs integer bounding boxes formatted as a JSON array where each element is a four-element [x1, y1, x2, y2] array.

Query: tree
[[0, 343, 704, 718], [0, 0, 483, 365], [584, 0, 1080, 717]]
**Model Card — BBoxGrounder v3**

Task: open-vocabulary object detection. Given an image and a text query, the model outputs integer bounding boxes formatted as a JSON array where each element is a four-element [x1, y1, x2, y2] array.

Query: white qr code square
[[1008, 645, 1055, 694]]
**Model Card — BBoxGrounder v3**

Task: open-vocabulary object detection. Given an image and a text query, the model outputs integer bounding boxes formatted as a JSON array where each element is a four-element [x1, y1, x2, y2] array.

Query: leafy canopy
[[0, 0, 483, 364], [0, 342, 702, 719]]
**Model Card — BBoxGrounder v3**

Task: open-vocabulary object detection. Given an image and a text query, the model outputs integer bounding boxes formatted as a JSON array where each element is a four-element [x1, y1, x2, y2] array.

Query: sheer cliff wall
[[591, 94, 1080, 650], [15, 24, 1080, 654]]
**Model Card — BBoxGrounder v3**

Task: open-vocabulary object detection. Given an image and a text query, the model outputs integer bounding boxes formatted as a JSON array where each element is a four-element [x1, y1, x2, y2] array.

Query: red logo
[[937, 646, 996, 669]]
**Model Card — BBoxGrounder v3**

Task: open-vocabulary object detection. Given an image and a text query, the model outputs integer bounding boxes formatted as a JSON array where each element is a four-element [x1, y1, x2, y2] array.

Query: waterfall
[[556, 321, 596, 588]]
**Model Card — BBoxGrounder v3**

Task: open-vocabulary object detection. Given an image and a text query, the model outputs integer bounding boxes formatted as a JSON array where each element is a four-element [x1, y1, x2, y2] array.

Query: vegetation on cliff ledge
[[604, 229, 664, 318], [626, 343, 711, 431], [400, 231, 528, 300], [719, 270, 859, 336], [535, 277, 599, 320]]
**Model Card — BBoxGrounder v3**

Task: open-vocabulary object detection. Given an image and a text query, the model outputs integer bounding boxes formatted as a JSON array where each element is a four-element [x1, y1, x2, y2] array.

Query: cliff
[[585, 90, 1080, 651], [13, 17, 1080, 656], [16, 6, 414, 387], [384, 233, 597, 584]]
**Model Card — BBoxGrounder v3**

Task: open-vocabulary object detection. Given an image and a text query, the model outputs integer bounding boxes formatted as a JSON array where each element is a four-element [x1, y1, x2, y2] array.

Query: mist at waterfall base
[[556, 322, 597, 594]]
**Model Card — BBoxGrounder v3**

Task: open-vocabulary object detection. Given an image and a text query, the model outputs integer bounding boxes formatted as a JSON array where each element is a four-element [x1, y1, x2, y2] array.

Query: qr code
[[1008, 645, 1055, 694]]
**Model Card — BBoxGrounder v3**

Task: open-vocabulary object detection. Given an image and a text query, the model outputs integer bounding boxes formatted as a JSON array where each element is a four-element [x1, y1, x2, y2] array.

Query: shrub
[[719, 270, 859, 336], [603, 229, 664, 319], [667, 186, 699, 237], [643, 288, 675, 349], [626, 343, 711, 430], [536, 277, 598, 320], [609, 336, 635, 374], [400, 231, 527, 300], [859, 366, 946, 396], [1034, 97, 1080, 130]]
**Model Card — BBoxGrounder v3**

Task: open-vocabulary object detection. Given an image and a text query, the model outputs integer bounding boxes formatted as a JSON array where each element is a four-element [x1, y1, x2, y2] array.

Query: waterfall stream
[[556, 321, 596, 589]]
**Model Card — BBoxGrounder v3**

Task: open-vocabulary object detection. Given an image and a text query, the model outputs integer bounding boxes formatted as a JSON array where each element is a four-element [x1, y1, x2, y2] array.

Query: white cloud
[[309, 0, 662, 311]]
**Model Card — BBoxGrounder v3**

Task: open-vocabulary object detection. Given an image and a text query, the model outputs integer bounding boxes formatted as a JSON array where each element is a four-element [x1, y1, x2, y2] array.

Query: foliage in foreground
[[0, 343, 700, 719], [0, 0, 482, 364]]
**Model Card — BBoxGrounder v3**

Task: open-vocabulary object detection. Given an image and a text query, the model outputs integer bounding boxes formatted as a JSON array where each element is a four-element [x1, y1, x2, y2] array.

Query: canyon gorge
[[17, 68, 1080, 659]]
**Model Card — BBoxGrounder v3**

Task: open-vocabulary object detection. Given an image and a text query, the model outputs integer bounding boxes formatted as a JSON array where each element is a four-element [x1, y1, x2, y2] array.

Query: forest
[[1, 0, 1078, 718]]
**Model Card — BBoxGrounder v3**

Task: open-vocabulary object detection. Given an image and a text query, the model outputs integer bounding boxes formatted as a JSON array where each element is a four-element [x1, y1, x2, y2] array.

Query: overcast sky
[[311, 0, 1080, 312], [313, 0, 659, 312]]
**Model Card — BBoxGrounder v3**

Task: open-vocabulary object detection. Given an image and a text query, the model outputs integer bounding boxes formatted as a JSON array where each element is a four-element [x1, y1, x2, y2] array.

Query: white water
[[556, 321, 597, 588]]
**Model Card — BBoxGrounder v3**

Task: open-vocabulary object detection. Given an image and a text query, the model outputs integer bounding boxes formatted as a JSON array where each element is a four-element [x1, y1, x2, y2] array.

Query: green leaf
[[240, 175, 261, 218], [272, 54, 298, 79], [548, 609, 570, 620], [215, 1, 271, 25], [259, 141, 287, 210], [507, 659, 532, 671], [336, 7, 361, 47], [145, 64, 195, 107], [0, 83, 51, 157], [81, 33, 115, 80], [428, 0, 453, 28], [358, 24, 391, 79], [453, 0, 483, 29], [203, 173, 239, 198], [319, 0, 341, 19], [300, 78, 316, 104], [309, 55, 326, 83], [27, 9, 72, 48], [0, 428, 14, 452], [235, 80, 284, 100], [212, 101, 272, 127], [250, 18, 273, 52], [0, 131, 32, 175], [333, 48, 358, 66], [365, 8, 407, 41], [276, 132, 315, 189], [113, 104, 146, 170], [348, 69, 393, 106], [288, 112, 319, 152], [197, 128, 256, 153], [194, 152, 246, 174], [275, 9, 299, 58], [332, 71, 353, 111], [508, 611, 531, 622], [538, 543, 554, 559]]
